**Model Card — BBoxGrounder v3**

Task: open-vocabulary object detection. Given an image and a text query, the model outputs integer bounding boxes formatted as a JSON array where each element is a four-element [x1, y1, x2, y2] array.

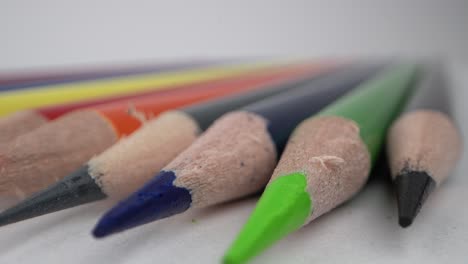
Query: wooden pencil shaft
[[0, 111, 48, 144], [388, 110, 462, 183]]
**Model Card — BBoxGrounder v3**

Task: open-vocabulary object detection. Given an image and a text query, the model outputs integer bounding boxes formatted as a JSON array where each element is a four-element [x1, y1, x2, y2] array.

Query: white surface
[[0, 1, 467, 263]]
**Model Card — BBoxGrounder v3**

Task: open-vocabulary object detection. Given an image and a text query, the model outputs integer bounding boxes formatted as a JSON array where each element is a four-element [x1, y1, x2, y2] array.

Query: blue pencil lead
[[93, 171, 192, 238]]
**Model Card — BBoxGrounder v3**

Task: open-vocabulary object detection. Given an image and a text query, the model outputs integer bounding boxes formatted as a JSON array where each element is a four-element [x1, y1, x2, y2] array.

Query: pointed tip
[[224, 173, 312, 264], [92, 170, 192, 238], [395, 170, 436, 228], [222, 253, 242, 264], [0, 165, 106, 227], [398, 217, 413, 228], [92, 224, 109, 238]]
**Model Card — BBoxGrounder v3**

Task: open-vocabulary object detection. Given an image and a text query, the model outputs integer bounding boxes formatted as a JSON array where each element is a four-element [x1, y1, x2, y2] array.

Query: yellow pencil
[[0, 62, 271, 116]]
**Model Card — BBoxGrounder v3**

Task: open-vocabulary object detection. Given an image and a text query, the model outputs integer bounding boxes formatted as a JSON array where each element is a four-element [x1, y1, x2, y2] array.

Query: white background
[[0, 0, 467, 263]]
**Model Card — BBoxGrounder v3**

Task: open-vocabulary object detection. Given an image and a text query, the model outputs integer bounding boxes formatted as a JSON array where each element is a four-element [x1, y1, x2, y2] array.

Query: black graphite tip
[[0, 165, 107, 227], [395, 170, 436, 228]]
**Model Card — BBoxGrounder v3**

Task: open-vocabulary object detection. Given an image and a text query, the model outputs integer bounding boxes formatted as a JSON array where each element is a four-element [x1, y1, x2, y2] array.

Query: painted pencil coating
[[36, 63, 324, 120], [0, 61, 216, 91], [182, 67, 334, 131], [403, 64, 452, 114], [224, 65, 419, 264], [0, 63, 268, 116]]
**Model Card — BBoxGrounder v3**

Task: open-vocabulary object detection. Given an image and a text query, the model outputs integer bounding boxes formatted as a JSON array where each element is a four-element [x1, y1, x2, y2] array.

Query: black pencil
[[387, 63, 463, 227]]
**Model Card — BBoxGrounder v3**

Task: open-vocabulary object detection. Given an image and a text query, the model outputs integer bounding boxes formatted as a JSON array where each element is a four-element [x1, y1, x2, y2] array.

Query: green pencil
[[223, 64, 419, 264]]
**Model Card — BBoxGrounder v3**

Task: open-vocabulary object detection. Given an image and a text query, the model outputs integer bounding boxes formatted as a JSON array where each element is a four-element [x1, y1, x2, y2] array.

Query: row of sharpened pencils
[[0, 60, 462, 264]]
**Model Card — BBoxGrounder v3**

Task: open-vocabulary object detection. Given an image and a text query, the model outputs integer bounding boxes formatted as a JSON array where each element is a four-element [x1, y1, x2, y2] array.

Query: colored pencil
[[0, 63, 326, 205], [387, 64, 462, 227], [0, 62, 269, 116], [91, 63, 381, 238], [0, 60, 217, 91], [222, 64, 418, 264], [0, 63, 328, 144], [0, 64, 336, 226]]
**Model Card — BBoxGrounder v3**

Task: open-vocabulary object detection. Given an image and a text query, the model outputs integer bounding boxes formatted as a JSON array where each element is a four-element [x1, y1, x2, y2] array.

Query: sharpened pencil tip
[[92, 170, 192, 238], [0, 165, 106, 227], [398, 217, 413, 228], [224, 173, 312, 264], [222, 253, 241, 264], [92, 225, 109, 238], [395, 170, 436, 228]]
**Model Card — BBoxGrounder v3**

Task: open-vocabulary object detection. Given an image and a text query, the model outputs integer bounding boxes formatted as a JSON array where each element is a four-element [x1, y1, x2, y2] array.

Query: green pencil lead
[[223, 173, 312, 264]]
